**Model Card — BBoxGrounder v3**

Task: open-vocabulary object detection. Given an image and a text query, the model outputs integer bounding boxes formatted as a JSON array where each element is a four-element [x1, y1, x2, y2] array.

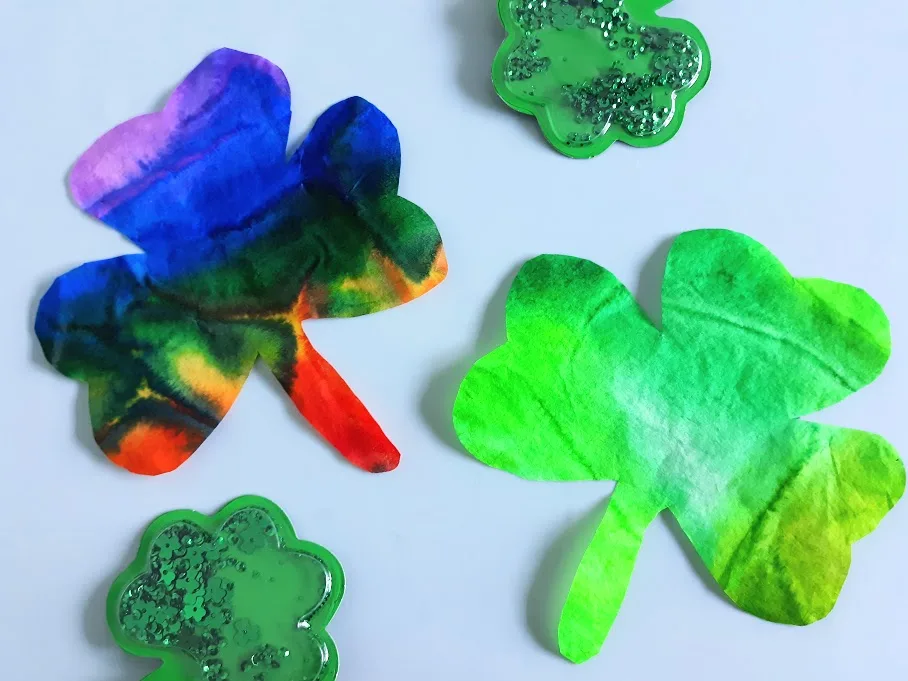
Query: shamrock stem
[[273, 321, 401, 473], [558, 483, 664, 663]]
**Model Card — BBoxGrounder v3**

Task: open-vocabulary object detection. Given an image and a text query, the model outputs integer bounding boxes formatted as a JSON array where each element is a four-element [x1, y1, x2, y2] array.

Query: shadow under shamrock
[[29, 274, 101, 459], [447, 0, 505, 110], [635, 236, 674, 330], [526, 498, 737, 656], [447, 0, 544, 140], [659, 512, 737, 607], [29, 150, 158, 469], [83, 534, 157, 681], [526, 493, 613, 654], [419, 264, 522, 457], [256, 358, 370, 468]]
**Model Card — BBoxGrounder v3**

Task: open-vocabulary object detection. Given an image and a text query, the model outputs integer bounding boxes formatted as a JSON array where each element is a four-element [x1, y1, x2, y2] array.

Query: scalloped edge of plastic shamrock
[[106, 495, 345, 681], [491, 0, 712, 159]]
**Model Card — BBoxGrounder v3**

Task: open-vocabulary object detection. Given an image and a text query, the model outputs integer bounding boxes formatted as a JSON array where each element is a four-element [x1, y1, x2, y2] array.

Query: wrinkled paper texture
[[36, 49, 447, 475], [454, 229, 904, 662]]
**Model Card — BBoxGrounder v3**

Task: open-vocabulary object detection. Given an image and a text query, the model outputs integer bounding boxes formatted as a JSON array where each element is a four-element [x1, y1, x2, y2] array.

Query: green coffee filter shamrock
[[493, 0, 710, 157], [108, 496, 343, 681], [453, 230, 904, 662]]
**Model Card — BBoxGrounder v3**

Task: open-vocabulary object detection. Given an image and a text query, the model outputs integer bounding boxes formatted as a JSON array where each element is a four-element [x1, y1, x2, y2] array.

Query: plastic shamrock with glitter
[[492, 0, 710, 157], [453, 229, 904, 662], [35, 48, 447, 476], [109, 496, 344, 681]]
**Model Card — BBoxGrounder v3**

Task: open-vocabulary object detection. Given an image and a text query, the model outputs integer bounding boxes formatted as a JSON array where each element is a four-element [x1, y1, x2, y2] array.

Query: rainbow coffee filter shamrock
[[109, 496, 343, 681], [35, 48, 447, 476], [453, 230, 904, 662], [493, 0, 710, 157]]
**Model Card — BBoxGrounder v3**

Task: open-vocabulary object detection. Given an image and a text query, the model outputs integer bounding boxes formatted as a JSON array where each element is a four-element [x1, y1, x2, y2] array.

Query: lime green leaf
[[558, 484, 664, 663], [453, 229, 902, 661], [662, 230, 890, 420], [680, 421, 904, 625], [454, 255, 655, 481]]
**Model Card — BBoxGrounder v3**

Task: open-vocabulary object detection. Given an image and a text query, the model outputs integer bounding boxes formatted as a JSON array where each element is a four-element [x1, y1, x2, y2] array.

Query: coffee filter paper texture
[[36, 48, 447, 476], [453, 229, 904, 662]]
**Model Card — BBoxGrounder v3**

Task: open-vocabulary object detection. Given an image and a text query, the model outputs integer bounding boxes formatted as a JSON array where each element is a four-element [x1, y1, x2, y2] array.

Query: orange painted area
[[422, 246, 450, 293], [289, 289, 316, 322], [106, 423, 201, 475], [326, 246, 449, 314], [276, 248, 448, 471], [285, 326, 400, 472], [289, 245, 448, 322], [375, 246, 449, 305]]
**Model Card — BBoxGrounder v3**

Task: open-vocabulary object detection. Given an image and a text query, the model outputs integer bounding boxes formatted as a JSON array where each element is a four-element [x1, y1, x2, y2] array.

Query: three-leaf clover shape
[[493, 0, 711, 157], [453, 230, 904, 662], [110, 496, 343, 681], [35, 48, 447, 476]]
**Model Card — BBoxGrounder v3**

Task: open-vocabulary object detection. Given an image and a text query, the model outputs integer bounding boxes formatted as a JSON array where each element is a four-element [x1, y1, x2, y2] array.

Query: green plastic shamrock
[[109, 496, 344, 681], [453, 230, 904, 662], [493, 0, 710, 157]]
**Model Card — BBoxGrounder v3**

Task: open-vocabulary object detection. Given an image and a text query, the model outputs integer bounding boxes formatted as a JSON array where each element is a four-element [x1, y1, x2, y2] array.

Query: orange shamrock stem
[[558, 483, 665, 663], [278, 320, 401, 473]]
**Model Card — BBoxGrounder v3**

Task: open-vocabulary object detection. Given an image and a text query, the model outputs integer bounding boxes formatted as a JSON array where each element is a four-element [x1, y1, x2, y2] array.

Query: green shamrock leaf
[[453, 230, 904, 662], [493, 0, 710, 157], [109, 496, 345, 681]]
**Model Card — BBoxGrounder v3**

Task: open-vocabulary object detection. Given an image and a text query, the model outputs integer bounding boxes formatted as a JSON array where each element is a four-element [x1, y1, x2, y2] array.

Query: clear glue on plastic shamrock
[[493, 0, 711, 157], [108, 497, 344, 681]]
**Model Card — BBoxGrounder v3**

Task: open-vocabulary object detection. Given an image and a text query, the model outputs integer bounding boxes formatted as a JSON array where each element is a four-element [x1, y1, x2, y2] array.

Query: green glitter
[[108, 497, 344, 681], [506, 37, 551, 81], [493, 0, 711, 157]]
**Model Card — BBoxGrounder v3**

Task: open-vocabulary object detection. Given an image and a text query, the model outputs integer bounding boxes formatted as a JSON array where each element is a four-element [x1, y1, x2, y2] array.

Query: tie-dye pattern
[[36, 48, 447, 475]]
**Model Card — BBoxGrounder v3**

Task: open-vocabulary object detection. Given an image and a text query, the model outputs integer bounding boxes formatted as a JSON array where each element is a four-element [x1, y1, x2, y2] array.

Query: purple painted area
[[69, 48, 291, 221]]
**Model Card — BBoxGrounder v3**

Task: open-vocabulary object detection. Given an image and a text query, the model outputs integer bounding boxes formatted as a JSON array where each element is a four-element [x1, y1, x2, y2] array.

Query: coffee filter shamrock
[[453, 229, 904, 662], [35, 48, 447, 475]]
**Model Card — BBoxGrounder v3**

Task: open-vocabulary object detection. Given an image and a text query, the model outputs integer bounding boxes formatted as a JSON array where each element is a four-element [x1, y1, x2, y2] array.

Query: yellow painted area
[[422, 247, 450, 291], [337, 247, 449, 305], [174, 351, 243, 415], [135, 381, 155, 401]]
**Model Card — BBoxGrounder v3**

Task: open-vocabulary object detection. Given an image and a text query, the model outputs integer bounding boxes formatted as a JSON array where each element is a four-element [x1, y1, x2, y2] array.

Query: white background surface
[[1, 1, 906, 679]]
